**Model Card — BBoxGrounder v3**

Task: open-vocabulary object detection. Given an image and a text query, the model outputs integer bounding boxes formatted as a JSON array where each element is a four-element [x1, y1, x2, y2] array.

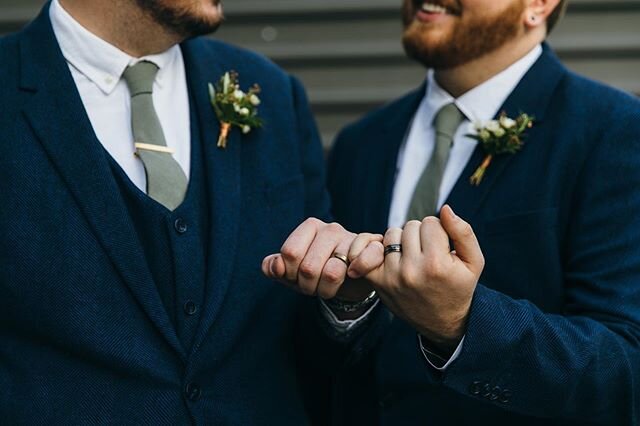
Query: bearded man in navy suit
[[322, 0, 640, 424], [0, 0, 386, 424]]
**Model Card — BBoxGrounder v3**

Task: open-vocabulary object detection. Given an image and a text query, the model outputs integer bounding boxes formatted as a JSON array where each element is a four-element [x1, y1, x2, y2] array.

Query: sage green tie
[[406, 103, 465, 221], [123, 61, 188, 211]]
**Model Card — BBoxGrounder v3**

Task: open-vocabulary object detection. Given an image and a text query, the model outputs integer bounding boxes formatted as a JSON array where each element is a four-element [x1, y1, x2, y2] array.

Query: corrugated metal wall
[[3, 0, 639, 147]]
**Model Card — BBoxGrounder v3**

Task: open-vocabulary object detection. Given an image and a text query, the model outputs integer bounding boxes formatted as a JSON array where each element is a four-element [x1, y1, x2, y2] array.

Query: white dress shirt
[[51, 0, 360, 337], [49, 0, 191, 193], [388, 45, 543, 228], [390, 45, 543, 370], [321, 48, 543, 340]]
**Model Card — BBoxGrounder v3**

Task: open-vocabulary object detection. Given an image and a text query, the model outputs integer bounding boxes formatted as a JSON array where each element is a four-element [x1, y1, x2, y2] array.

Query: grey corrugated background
[[3, 0, 639, 147]]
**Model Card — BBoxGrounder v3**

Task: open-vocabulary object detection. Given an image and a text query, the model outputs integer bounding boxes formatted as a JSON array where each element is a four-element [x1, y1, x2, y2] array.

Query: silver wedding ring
[[384, 244, 402, 256]]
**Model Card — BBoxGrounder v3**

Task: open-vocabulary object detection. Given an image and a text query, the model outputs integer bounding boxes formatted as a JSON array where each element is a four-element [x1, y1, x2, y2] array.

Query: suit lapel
[[445, 45, 567, 222], [180, 39, 242, 352], [364, 88, 425, 233], [18, 8, 186, 360]]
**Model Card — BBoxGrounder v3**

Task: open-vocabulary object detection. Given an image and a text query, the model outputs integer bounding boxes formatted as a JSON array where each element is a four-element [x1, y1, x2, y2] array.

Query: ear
[[524, 0, 562, 31]]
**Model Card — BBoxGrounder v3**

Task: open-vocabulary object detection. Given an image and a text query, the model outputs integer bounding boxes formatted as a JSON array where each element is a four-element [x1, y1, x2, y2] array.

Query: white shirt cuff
[[319, 298, 380, 334], [418, 334, 465, 371]]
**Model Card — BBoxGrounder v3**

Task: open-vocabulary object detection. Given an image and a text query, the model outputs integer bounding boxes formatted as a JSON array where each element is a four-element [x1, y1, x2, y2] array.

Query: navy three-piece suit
[[0, 5, 365, 425], [328, 46, 640, 425]]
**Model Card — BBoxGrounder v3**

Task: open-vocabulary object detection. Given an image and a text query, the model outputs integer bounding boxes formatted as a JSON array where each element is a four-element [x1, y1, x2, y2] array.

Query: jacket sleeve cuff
[[419, 334, 465, 371]]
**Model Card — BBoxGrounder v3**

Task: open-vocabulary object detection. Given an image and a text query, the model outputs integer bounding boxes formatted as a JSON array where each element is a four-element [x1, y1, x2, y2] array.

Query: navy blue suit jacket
[[0, 6, 355, 425], [327, 46, 640, 425]]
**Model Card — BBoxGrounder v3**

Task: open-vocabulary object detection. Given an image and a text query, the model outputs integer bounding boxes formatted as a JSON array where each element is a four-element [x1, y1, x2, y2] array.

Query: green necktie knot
[[123, 61, 159, 97], [433, 102, 465, 139]]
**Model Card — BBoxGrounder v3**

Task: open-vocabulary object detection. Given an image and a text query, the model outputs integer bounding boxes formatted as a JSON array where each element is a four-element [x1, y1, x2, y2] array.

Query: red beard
[[402, 0, 526, 69]]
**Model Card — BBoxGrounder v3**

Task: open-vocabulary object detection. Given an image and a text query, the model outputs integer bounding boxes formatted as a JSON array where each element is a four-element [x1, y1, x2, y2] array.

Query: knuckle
[[323, 266, 344, 285], [406, 220, 421, 228], [426, 258, 444, 278], [299, 261, 319, 279], [400, 264, 419, 286], [385, 227, 402, 238], [385, 276, 402, 292], [305, 217, 322, 227], [326, 222, 344, 233], [280, 246, 300, 263], [422, 216, 441, 226]]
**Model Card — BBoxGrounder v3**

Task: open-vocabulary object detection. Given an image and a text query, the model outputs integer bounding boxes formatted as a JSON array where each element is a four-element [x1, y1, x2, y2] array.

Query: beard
[[134, 0, 223, 39], [402, 0, 526, 69]]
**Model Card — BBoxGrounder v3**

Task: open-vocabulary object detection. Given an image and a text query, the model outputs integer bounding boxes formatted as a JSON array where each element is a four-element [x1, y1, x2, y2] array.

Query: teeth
[[421, 2, 448, 14]]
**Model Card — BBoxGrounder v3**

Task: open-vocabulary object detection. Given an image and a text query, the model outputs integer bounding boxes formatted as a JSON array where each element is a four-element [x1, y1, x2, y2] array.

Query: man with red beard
[[325, 0, 640, 424]]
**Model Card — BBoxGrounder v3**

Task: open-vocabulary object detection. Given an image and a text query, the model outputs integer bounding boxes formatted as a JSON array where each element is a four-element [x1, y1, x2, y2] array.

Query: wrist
[[417, 308, 470, 354], [335, 278, 374, 302], [324, 290, 378, 320]]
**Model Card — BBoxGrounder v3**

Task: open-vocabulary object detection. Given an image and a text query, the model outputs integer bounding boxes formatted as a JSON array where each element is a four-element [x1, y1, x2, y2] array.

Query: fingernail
[[270, 258, 277, 276], [348, 269, 361, 279]]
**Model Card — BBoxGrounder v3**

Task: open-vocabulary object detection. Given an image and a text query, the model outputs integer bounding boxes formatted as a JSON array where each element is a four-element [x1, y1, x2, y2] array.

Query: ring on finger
[[384, 244, 402, 256], [332, 252, 350, 267]]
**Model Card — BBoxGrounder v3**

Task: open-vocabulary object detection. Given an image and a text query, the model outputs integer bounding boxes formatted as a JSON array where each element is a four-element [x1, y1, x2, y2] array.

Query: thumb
[[440, 205, 485, 274], [262, 254, 287, 279]]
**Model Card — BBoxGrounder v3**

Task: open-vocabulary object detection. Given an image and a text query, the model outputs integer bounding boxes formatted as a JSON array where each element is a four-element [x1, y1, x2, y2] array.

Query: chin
[[403, 23, 450, 53]]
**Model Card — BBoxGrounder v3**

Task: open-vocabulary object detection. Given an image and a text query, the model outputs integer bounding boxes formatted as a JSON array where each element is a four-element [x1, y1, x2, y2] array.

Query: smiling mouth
[[415, 1, 460, 16], [422, 2, 448, 14]]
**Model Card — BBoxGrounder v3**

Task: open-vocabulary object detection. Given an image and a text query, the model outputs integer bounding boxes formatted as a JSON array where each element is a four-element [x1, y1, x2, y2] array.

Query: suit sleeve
[[426, 107, 640, 425]]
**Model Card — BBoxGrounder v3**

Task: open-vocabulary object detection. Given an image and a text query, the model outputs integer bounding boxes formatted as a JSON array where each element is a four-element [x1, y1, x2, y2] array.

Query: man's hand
[[262, 218, 384, 300], [362, 205, 485, 353]]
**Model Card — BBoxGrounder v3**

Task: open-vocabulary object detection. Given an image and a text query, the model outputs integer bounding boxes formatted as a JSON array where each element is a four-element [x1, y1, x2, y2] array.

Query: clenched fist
[[353, 205, 485, 352], [262, 218, 384, 301]]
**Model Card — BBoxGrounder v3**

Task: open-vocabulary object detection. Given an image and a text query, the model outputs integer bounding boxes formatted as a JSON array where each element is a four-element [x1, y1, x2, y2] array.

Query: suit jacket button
[[174, 218, 188, 234], [489, 386, 501, 401], [500, 389, 512, 404], [480, 382, 492, 398], [469, 381, 483, 396], [185, 382, 202, 401], [183, 301, 198, 316]]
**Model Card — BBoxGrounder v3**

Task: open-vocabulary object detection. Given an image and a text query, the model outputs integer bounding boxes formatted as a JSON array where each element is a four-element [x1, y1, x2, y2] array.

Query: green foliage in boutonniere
[[208, 71, 263, 149], [467, 112, 534, 186]]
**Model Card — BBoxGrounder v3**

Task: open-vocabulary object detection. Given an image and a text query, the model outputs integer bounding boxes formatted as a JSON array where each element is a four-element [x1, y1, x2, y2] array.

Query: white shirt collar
[[49, 0, 180, 95], [423, 44, 543, 126]]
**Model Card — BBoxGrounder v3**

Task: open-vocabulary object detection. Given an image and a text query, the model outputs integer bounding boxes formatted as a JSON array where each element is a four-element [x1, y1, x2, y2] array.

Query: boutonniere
[[208, 71, 263, 149], [467, 112, 534, 186]]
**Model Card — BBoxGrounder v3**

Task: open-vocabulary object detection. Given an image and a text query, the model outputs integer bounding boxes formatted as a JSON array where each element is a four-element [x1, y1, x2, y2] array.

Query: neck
[[58, 0, 181, 57], [434, 31, 545, 98]]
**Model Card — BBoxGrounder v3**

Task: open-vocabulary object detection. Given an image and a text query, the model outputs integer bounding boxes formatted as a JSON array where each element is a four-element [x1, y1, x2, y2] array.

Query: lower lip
[[416, 9, 450, 23]]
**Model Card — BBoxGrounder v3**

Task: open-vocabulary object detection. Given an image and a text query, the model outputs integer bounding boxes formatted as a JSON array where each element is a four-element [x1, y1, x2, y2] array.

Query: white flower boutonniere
[[208, 71, 263, 149], [467, 112, 534, 186]]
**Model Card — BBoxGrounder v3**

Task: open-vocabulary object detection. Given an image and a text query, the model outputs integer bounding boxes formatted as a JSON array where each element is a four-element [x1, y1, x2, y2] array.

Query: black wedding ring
[[384, 244, 402, 256]]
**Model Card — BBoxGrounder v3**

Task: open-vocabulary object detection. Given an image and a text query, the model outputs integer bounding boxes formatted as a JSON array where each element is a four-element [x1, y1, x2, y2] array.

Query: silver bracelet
[[324, 291, 378, 314]]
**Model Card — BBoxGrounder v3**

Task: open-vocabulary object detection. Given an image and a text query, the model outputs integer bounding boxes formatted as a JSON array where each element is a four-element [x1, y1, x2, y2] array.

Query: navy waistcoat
[[108, 97, 209, 349]]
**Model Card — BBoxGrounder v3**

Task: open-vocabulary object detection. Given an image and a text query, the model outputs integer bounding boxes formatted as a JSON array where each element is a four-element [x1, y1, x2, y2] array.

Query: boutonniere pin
[[208, 71, 263, 149], [467, 112, 534, 186]]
